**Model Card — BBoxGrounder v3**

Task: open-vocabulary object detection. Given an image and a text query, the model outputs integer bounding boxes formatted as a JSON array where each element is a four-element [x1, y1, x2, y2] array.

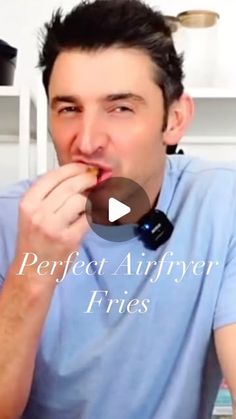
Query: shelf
[[0, 87, 36, 138], [0, 138, 36, 145], [182, 136, 236, 145], [188, 87, 236, 99], [0, 86, 20, 97], [186, 96, 236, 138]]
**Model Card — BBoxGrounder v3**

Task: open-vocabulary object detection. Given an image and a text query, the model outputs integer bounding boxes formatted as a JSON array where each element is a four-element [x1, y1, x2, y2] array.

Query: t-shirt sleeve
[[0, 206, 13, 289], [0, 219, 9, 289], [213, 217, 236, 330], [0, 197, 19, 290], [0, 179, 33, 290]]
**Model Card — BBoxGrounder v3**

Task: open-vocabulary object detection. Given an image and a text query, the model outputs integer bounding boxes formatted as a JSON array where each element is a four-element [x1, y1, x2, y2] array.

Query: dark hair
[[38, 0, 184, 151]]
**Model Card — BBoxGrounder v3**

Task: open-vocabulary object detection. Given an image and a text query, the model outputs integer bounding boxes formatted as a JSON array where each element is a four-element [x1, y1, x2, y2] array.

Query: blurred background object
[[0, 39, 17, 86], [175, 10, 220, 88], [178, 10, 219, 28], [164, 15, 180, 33]]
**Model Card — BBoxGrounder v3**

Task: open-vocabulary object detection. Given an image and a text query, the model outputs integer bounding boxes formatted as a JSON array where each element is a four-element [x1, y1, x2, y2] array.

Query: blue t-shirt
[[1, 155, 236, 419]]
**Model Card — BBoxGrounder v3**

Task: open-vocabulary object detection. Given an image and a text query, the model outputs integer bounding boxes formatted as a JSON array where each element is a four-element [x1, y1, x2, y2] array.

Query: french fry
[[87, 167, 99, 176]]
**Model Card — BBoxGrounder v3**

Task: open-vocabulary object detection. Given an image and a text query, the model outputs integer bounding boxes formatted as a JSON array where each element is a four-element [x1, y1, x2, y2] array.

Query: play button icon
[[86, 176, 151, 242], [108, 198, 131, 222]]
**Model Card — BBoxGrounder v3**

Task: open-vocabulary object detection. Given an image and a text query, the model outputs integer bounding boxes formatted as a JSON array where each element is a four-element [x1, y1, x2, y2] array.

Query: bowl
[[177, 10, 220, 28]]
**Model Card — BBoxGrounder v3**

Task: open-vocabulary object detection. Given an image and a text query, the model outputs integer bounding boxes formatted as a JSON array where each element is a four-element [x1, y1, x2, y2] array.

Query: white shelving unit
[[189, 88, 236, 98], [0, 86, 36, 183], [0, 85, 52, 187], [180, 88, 236, 161]]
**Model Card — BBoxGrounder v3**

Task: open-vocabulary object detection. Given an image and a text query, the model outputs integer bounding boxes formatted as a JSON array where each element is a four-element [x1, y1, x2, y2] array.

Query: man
[[0, 1, 236, 418]]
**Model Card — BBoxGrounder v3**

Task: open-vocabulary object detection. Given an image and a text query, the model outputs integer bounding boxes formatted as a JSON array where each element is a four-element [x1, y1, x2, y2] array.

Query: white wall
[[0, 0, 236, 93]]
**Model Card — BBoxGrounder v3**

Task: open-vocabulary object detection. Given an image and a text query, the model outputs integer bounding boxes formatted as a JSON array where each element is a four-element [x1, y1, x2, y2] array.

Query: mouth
[[72, 159, 113, 185], [96, 167, 113, 184]]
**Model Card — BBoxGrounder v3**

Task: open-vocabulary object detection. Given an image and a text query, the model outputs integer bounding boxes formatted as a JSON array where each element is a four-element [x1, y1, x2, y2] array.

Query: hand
[[12, 163, 97, 284]]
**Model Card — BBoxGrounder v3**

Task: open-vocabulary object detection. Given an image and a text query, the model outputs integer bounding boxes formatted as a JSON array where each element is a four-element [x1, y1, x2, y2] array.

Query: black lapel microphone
[[136, 145, 183, 249], [137, 209, 174, 250], [135, 145, 182, 249]]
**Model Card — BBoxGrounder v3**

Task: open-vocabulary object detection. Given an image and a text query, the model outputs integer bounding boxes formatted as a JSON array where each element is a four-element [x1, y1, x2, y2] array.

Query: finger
[[29, 194, 88, 242], [54, 194, 87, 226], [66, 212, 91, 245], [21, 163, 89, 210], [40, 172, 97, 213]]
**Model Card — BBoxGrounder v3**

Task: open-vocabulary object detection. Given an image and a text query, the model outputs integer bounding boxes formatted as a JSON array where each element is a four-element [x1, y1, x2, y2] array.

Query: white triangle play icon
[[108, 197, 131, 222]]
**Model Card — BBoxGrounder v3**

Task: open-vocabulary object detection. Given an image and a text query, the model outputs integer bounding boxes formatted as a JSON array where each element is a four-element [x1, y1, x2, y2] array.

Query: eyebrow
[[50, 93, 147, 108]]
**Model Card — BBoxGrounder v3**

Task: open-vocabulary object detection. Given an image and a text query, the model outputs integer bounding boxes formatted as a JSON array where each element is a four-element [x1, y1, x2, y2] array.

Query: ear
[[163, 93, 194, 146]]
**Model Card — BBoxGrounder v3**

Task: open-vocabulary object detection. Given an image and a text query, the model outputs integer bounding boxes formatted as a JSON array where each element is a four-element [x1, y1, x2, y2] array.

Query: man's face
[[48, 47, 168, 204]]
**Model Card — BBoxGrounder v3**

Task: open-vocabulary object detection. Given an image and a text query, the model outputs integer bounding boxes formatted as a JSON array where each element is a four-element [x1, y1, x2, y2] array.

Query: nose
[[74, 111, 109, 156]]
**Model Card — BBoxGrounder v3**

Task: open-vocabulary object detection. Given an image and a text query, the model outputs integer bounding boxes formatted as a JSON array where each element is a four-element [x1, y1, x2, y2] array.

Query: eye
[[58, 106, 79, 114], [113, 106, 133, 113]]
